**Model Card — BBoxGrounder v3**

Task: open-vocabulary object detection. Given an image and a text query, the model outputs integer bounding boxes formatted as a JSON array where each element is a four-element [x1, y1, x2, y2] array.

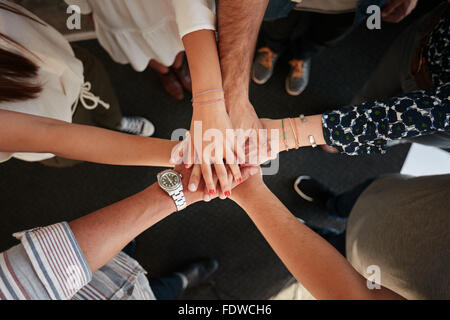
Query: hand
[[227, 95, 274, 166], [382, 0, 418, 23], [188, 99, 242, 197], [228, 167, 266, 205], [175, 164, 259, 205]]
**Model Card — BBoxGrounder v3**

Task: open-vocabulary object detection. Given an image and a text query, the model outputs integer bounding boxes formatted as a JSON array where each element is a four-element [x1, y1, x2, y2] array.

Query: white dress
[[65, 0, 216, 72], [0, 0, 85, 163]]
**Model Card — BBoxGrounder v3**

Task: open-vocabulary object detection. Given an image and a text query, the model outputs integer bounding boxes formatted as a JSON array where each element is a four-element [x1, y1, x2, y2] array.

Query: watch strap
[[170, 186, 187, 211]]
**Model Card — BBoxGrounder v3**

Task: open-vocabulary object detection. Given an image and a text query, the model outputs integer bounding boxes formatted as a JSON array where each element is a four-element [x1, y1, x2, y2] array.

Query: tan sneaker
[[252, 47, 279, 85], [286, 59, 311, 96]]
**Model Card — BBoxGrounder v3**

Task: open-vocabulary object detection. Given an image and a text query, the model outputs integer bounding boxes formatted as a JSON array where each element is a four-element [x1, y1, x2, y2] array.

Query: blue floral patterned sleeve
[[322, 83, 450, 155]]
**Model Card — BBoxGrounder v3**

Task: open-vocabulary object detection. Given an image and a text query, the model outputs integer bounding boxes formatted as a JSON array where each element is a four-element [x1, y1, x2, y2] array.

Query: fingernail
[[224, 191, 231, 197], [237, 178, 242, 183], [204, 194, 211, 202], [209, 189, 216, 195], [188, 184, 197, 192], [185, 164, 189, 168]]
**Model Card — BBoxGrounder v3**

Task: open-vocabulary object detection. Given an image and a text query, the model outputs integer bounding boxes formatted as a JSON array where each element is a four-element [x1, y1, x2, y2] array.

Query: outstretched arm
[[0, 110, 178, 167], [257, 83, 450, 159], [230, 175, 404, 300], [217, 0, 268, 131], [182, 28, 242, 197]]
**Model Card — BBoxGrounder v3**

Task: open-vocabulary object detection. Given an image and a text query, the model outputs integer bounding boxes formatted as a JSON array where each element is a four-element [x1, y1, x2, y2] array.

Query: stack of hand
[[173, 88, 273, 200]]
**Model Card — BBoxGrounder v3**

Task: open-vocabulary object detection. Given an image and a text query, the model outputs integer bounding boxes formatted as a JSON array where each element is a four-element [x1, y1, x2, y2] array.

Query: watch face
[[159, 171, 181, 190]]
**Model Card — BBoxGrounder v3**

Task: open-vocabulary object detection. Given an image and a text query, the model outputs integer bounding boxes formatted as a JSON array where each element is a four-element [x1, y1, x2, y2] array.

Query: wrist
[[274, 115, 326, 151], [273, 119, 298, 152], [223, 86, 250, 111], [143, 183, 178, 216], [192, 89, 226, 110], [230, 182, 270, 205], [145, 181, 201, 215]]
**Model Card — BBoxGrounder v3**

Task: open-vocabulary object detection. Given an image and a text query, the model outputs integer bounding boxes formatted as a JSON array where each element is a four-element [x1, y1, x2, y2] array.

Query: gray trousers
[[352, 3, 450, 150]]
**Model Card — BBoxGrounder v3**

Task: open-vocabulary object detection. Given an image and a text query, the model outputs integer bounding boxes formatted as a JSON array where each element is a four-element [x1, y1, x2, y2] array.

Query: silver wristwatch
[[157, 169, 187, 212]]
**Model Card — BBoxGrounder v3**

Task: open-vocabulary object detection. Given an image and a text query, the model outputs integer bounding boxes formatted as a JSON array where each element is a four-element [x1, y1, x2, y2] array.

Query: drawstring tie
[[73, 82, 110, 114]]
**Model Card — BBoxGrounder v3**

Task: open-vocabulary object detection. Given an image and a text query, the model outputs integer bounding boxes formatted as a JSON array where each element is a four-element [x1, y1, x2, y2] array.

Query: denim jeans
[[261, 9, 355, 60]]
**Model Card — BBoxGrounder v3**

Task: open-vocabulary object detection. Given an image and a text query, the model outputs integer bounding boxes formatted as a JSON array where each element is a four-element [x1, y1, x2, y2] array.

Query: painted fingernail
[[189, 184, 197, 192], [224, 191, 231, 197], [237, 178, 242, 183], [185, 164, 189, 168], [204, 194, 211, 202], [209, 189, 216, 195]]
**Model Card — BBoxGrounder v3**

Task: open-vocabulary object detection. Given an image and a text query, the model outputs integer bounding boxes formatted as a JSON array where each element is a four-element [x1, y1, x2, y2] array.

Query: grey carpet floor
[[1, 4, 438, 299]]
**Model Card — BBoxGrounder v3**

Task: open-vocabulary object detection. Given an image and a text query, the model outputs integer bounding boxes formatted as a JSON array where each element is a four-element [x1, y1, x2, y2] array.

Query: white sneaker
[[119, 116, 155, 137]]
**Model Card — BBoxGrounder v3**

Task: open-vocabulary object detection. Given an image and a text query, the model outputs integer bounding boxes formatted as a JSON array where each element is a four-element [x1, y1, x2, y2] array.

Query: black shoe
[[178, 259, 219, 289], [293, 176, 333, 204], [294, 176, 343, 235], [286, 59, 310, 96], [252, 47, 279, 85]]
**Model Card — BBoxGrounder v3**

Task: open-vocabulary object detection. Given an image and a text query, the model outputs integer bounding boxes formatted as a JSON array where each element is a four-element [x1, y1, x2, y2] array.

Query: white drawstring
[[72, 82, 110, 114]]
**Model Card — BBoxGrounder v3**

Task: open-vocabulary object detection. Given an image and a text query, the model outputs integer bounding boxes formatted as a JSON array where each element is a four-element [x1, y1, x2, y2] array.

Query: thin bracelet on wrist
[[299, 114, 318, 148], [288, 118, 299, 149], [282, 119, 289, 151], [191, 88, 224, 102], [192, 98, 225, 106], [292, 117, 300, 147]]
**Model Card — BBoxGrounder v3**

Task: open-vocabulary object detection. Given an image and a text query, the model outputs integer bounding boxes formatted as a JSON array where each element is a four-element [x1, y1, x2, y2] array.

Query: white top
[[0, 0, 85, 163], [66, 0, 216, 71]]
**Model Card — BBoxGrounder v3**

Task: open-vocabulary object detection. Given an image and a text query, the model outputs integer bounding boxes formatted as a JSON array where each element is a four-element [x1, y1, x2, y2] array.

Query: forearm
[[182, 30, 223, 94], [51, 122, 177, 167], [233, 187, 403, 300], [0, 110, 177, 167], [322, 84, 450, 155], [262, 115, 327, 153], [218, 0, 269, 105], [69, 183, 177, 272]]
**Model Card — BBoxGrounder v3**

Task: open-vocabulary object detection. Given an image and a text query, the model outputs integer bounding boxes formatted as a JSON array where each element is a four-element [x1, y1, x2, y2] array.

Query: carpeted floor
[[0, 4, 438, 299]]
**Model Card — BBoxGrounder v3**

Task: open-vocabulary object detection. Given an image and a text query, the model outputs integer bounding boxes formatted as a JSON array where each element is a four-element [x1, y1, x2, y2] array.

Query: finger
[[221, 169, 234, 199], [232, 132, 247, 165], [169, 140, 186, 166], [201, 162, 216, 196], [188, 164, 202, 192], [184, 132, 194, 168], [228, 163, 242, 184], [230, 166, 261, 189], [225, 142, 242, 182], [205, 173, 220, 201], [212, 173, 222, 200], [203, 190, 211, 202], [214, 163, 231, 198]]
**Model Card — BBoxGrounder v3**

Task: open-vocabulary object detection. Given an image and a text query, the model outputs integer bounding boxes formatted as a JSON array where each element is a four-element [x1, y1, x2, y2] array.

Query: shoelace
[[289, 59, 305, 78], [121, 117, 144, 134], [258, 47, 276, 70], [72, 82, 110, 114]]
